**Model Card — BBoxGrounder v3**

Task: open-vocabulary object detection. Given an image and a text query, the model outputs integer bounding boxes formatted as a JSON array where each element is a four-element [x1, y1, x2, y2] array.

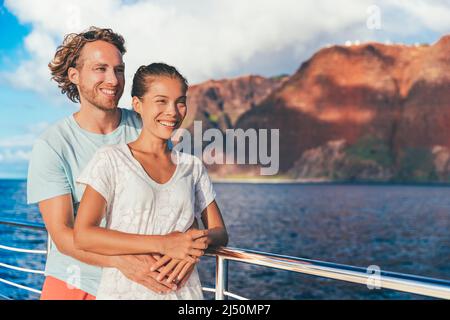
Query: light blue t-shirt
[[27, 108, 142, 296]]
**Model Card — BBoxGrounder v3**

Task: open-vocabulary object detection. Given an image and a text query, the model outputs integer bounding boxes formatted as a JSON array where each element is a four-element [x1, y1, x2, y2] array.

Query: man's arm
[[39, 194, 115, 267], [39, 194, 176, 293]]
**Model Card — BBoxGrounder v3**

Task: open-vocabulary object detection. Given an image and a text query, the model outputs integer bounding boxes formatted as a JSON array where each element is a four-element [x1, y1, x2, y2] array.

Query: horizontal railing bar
[[224, 291, 249, 300], [202, 287, 248, 300], [202, 287, 216, 293], [0, 277, 42, 294], [210, 247, 450, 286], [0, 218, 45, 230], [0, 262, 45, 275], [207, 247, 450, 300], [0, 244, 47, 254], [0, 292, 12, 300]]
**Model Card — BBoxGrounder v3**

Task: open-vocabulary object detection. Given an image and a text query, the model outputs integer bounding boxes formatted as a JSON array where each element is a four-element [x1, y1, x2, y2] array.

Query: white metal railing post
[[215, 256, 229, 300]]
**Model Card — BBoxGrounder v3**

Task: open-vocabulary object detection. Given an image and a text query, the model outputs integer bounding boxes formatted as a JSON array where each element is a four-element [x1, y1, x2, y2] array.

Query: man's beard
[[79, 84, 122, 112]]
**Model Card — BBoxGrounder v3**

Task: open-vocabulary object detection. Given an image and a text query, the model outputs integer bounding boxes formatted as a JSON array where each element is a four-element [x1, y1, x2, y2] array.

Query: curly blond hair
[[49, 26, 126, 103]]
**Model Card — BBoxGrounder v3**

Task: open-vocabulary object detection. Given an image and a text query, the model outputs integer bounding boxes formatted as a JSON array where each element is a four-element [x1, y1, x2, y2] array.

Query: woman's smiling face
[[133, 76, 187, 140]]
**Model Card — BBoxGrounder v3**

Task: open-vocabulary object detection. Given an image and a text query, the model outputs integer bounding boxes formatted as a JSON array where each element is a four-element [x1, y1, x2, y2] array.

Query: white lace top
[[76, 143, 216, 300]]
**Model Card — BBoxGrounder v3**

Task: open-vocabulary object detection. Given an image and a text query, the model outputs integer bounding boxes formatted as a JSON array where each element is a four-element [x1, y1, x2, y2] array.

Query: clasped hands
[[153, 228, 210, 288], [115, 229, 209, 294]]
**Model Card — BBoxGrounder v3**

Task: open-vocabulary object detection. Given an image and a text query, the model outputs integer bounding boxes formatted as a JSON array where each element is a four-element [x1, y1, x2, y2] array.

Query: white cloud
[[391, 0, 450, 33], [2, 0, 449, 107], [0, 122, 49, 148], [0, 148, 31, 163], [0, 122, 50, 166], [26, 121, 50, 135], [0, 134, 36, 148]]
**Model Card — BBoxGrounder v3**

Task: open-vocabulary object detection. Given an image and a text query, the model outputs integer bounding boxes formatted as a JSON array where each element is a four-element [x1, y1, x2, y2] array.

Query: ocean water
[[0, 179, 449, 300]]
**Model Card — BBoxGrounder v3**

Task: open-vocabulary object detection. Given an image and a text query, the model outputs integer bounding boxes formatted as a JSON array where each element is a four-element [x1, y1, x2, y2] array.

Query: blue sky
[[0, 4, 77, 177], [0, 0, 449, 178]]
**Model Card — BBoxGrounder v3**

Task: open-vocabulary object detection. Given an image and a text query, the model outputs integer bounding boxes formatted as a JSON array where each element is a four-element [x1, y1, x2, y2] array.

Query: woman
[[73, 63, 228, 299]]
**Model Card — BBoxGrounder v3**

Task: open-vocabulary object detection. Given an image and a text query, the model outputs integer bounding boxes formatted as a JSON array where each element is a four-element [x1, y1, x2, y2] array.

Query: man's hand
[[111, 254, 177, 294], [150, 254, 199, 287], [150, 223, 207, 289], [176, 264, 195, 290]]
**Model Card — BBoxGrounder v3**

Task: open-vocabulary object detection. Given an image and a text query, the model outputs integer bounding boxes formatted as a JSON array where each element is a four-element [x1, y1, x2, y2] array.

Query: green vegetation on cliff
[[395, 147, 438, 182], [346, 135, 393, 168]]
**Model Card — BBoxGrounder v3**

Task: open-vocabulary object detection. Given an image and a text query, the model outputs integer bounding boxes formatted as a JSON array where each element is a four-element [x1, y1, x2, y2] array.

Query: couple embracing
[[27, 27, 228, 300]]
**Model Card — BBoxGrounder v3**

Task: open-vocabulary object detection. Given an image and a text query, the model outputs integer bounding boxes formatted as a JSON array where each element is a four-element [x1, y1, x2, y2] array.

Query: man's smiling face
[[71, 40, 125, 112]]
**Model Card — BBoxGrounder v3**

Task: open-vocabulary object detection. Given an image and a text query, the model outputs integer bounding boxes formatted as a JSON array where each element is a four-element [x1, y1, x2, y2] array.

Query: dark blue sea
[[0, 179, 449, 300]]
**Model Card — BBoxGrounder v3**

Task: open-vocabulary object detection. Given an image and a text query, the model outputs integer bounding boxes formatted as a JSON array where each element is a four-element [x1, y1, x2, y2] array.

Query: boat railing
[[0, 218, 450, 300]]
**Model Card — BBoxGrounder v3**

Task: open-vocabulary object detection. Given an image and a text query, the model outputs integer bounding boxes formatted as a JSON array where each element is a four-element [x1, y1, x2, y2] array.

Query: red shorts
[[40, 276, 96, 300]]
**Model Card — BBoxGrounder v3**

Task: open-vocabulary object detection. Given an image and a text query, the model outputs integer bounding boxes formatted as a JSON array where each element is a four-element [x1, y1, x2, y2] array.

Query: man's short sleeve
[[194, 159, 217, 220], [76, 149, 113, 203], [27, 139, 72, 204]]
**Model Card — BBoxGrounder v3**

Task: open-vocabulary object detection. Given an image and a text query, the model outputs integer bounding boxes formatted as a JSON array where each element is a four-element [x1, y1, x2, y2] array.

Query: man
[[27, 27, 195, 299]]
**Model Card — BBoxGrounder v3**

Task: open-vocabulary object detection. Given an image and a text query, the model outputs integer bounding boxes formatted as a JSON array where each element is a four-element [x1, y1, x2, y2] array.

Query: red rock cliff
[[235, 35, 450, 180]]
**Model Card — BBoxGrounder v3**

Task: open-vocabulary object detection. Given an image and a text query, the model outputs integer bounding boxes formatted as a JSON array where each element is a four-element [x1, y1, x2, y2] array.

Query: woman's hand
[[161, 229, 209, 262]]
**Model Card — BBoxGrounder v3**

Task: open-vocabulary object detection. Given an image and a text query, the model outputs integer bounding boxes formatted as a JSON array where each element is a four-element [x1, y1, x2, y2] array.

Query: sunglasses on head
[[82, 31, 97, 40]]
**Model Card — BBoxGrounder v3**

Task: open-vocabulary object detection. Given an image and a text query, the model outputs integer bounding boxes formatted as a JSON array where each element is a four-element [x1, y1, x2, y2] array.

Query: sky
[[0, 0, 449, 178]]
